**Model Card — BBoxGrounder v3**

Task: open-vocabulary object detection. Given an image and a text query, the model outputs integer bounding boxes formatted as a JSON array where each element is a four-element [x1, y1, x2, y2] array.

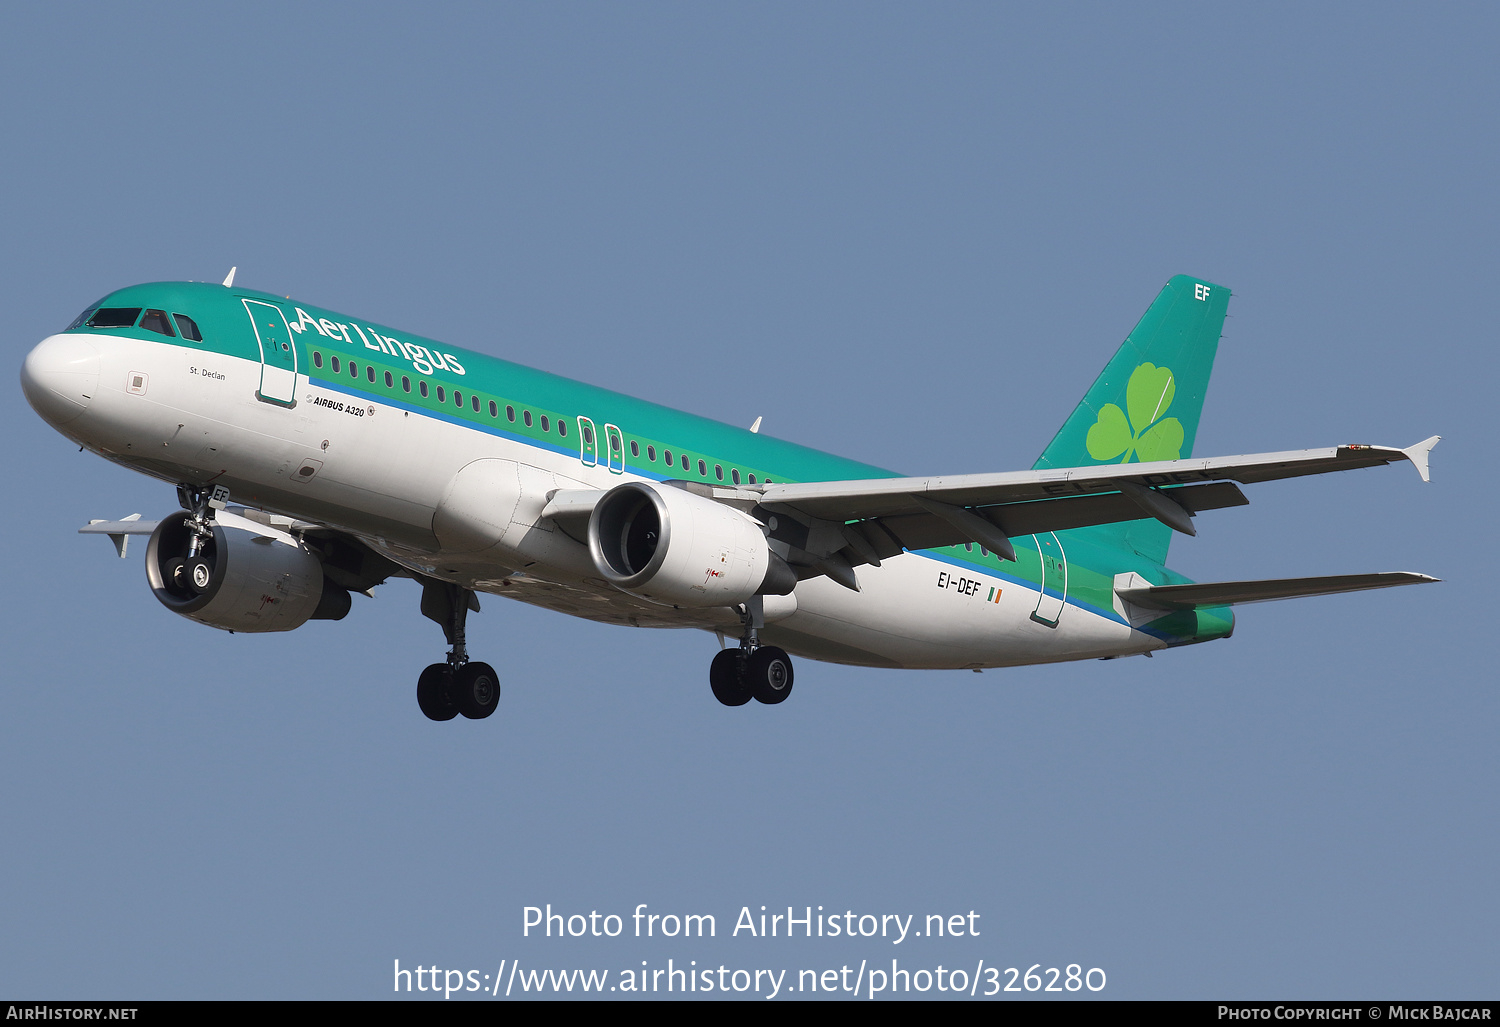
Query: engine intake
[[145, 510, 344, 632], [588, 482, 793, 607]]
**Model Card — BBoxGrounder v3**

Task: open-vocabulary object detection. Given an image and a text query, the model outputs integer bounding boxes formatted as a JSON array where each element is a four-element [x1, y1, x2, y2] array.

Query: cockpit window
[[172, 314, 202, 341], [139, 309, 175, 337], [67, 308, 99, 331], [86, 308, 142, 328]]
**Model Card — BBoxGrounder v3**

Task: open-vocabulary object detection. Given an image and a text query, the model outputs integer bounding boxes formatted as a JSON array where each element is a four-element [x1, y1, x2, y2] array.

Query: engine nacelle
[[145, 510, 338, 632], [588, 481, 793, 607]]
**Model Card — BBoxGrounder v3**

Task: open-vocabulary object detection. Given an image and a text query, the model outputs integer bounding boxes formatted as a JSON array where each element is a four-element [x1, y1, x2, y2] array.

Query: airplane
[[20, 272, 1439, 721]]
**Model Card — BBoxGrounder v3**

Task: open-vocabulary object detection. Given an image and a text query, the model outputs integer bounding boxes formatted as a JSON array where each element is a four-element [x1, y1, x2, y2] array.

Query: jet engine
[[145, 509, 348, 632], [587, 481, 795, 607]]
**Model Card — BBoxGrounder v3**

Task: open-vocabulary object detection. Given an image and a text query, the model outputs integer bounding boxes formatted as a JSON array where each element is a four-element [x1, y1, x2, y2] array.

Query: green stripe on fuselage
[[69, 281, 1231, 647]]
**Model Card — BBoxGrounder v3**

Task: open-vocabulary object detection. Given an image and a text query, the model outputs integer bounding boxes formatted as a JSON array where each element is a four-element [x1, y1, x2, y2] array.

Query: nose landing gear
[[159, 484, 231, 600], [417, 580, 500, 722], [710, 596, 795, 707]]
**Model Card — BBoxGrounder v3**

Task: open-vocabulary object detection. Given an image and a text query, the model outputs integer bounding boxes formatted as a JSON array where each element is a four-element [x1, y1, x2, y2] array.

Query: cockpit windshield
[[139, 309, 175, 336], [70, 305, 204, 341], [84, 308, 141, 328]]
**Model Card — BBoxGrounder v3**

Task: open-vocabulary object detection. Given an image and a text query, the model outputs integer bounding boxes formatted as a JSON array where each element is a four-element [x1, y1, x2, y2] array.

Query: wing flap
[[847, 481, 1248, 561], [1117, 571, 1439, 610]]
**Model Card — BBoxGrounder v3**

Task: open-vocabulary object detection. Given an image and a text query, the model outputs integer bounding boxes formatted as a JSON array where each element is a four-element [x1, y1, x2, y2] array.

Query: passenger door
[[1031, 532, 1068, 626], [242, 299, 298, 405]]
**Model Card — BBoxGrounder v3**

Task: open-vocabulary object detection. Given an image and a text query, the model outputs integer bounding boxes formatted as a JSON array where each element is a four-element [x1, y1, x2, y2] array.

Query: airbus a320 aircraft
[[21, 273, 1438, 720]]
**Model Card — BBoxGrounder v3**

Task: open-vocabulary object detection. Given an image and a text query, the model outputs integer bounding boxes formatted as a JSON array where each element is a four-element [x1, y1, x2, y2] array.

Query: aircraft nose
[[21, 333, 101, 427]]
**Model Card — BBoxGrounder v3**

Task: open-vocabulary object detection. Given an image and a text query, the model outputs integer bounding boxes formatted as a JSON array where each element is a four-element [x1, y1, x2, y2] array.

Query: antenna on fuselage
[[749, 416, 762, 434], [221, 266, 237, 287]]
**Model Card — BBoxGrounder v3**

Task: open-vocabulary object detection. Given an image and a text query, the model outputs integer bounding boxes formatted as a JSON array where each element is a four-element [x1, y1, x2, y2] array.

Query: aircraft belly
[[779, 553, 1147, 669]]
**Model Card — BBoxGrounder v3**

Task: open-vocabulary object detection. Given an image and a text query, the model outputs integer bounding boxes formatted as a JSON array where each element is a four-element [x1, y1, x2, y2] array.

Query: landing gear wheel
[[187, 557, 214, 594], [163, 557, 189, 596], [710, 648, 752, 706], [417, 663, 457, 721], [451, 661, 500, 720], [746, 646, 794, 704]]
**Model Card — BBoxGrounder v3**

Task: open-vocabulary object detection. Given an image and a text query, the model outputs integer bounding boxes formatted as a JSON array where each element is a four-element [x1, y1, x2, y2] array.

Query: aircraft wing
[[755, 436, 1439, 565], [78, 514, 160, 558], [1116, 571, 1439, 610]]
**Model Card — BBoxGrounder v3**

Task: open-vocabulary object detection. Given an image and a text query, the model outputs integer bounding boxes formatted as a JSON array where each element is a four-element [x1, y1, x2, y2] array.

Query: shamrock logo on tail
[[1085, 362, 1184, 463]]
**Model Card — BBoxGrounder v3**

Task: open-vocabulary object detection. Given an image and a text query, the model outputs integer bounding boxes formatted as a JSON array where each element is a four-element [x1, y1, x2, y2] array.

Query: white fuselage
[[29, 332, 1164, 669]]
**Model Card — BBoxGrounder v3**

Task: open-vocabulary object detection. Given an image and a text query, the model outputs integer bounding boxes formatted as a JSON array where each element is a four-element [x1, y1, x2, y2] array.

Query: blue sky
[[1, 2, 1494, 1000]]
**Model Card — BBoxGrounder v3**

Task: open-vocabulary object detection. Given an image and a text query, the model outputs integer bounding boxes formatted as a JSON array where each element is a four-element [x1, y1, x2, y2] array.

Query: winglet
[[749, 416, 762, 434], [1402, 435, 1440, 482], [222, 266, 237, 287], [81, 512, 146, 558]]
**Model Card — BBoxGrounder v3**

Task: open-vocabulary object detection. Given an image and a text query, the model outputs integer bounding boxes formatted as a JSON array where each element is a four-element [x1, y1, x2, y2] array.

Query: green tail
[[1033, 274, 1230, 563]]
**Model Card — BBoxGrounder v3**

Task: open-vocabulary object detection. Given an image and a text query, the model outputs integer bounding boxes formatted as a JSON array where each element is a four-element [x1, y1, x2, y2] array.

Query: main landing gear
[[416, 580, 499, 722], [710, 596, 794, 707]]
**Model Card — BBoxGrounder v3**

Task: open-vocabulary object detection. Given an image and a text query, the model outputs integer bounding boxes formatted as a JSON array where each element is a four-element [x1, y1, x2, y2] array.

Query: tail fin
[[1033, 274, 1230, 563]]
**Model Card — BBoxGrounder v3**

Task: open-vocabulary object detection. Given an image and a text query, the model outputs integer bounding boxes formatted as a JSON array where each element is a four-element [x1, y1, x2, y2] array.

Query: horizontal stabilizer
[[1117, 571, 1439, 611]]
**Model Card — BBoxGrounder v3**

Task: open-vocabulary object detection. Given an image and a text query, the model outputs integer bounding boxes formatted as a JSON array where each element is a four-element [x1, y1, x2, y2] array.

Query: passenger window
[[682, 455, 690, 471], [663, 449, 672, 465], [507, 406, 515, 422], [747, 474, 756, 484], [402, 376, 411, 393], [139, 309, 175, 336], [313, 352, 323, 369], [437, 386, 446, 402], [385, 371, 393, 387], [698, 459, 706, 476], [714, 464, 723, 480], [489, 400, 498, 417], [349, 361, 359, 378], [731, 469, 740, 485], [332, 356, 341, 373], [420, 381, 428, 398], [611, 435, 620, 452], [86, 308, 141, 328], [523, 410, 533, 427], [367, 366, 376, 383], [630, 441, 639, 457], [541, 415, 550, 432], [453, 390, 462, 406], [558, 419, 567, 437], [172, 314, 202, 341], [647, 446, 656, 461], [472, 395, 480, 412]]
